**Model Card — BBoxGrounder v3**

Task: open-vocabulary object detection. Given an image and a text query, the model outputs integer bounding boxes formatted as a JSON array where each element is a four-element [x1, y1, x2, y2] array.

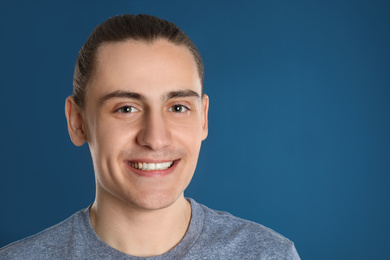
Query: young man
[[0, 14, 300, 259]]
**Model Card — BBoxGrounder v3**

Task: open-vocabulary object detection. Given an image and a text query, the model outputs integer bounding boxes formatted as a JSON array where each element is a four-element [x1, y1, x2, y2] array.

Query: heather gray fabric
[[0, 199, 300, 259]]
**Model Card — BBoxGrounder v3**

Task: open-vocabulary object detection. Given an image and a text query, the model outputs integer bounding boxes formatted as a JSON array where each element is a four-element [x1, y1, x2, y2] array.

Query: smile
[[128, 161, 174, 171]]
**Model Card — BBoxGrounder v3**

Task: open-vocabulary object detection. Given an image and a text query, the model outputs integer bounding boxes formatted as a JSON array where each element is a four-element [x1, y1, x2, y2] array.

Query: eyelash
[[115, 104, 190, 114], [168, 104, 190, 113], [116, 106, 139, 113]]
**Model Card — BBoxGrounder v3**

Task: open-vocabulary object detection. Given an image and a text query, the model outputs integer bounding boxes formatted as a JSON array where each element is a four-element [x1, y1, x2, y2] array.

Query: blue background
[[1, 1, 389, 259]]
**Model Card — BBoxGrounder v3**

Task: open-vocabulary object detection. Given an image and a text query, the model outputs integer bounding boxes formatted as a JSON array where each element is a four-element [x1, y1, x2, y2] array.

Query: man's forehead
[[90, 40, 200, 88], [95, 39, 193, 66]]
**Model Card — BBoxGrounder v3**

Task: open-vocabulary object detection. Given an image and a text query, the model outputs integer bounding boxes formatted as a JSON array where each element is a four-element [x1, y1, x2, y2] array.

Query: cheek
[[171, 118, 204, 152], [92, 118, 136, 159]]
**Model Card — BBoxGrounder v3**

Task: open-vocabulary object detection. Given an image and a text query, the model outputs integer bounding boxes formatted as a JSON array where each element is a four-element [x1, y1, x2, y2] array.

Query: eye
[[117, 106, 139, 113], [168, 105, 189, 113]]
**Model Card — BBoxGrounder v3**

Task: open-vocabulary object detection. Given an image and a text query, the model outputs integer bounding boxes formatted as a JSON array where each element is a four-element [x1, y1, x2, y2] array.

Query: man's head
[[72, 14, 204, 110], [65, 14, 208, 211]]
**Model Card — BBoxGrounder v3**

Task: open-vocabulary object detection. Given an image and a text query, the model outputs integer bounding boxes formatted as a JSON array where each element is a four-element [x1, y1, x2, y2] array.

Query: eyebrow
[[98, 89, 201, 107], [164, 90, 201, 101], [98, 91, 144, 107]]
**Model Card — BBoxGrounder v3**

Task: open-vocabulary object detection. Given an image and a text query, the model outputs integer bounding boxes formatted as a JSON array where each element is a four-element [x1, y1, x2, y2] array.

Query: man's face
[[80, 39, 208, 211]]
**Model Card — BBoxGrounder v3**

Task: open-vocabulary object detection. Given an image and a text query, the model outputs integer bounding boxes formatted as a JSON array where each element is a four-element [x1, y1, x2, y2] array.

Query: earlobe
[[201, 94, 209, 141], [65, 96, 87, 146]]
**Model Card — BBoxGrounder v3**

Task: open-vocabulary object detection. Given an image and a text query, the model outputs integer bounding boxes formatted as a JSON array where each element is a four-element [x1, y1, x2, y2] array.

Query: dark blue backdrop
[[1, 1, 389, 259]]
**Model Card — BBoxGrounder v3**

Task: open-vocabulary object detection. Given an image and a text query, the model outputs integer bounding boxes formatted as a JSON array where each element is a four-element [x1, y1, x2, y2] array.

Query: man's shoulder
[[0, 209, 86, 260], [192, 201, 300, 259], [201, 203, 290, 243]]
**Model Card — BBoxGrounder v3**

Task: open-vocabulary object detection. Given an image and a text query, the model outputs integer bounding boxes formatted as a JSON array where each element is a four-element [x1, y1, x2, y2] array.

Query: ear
[[201, 94, 209, 140], [65, 96, 87, 146]]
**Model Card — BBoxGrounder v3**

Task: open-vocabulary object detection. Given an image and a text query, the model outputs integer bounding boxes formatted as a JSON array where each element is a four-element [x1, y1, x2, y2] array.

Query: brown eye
[[169, 105, 188, 113], [117, 106, 138, 113]]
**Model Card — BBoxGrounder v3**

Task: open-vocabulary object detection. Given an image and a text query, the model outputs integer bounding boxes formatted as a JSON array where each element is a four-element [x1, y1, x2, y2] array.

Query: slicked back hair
[[73, 14, 204, 109]]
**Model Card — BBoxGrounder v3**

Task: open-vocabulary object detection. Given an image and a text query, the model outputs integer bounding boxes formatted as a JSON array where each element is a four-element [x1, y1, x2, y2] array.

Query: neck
[[89, 191, 192, 257]]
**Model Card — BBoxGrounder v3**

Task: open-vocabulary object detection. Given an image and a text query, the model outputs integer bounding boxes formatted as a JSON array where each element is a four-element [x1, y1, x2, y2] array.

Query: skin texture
[[65, 39, 209, 256]]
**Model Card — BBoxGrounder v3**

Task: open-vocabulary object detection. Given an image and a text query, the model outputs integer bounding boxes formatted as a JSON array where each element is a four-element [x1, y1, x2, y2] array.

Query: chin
[[121, 190, 184, 211]]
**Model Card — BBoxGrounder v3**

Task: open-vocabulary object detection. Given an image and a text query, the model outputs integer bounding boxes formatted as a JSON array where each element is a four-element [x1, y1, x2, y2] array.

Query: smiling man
[[0, 14, 300, 259]]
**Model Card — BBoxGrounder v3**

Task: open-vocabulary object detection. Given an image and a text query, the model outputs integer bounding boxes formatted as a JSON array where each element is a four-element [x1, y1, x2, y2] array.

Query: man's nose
[[136, 110, 172, 150]]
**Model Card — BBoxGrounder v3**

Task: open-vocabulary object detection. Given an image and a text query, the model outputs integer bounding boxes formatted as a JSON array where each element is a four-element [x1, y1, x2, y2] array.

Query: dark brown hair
[[73, 14, 204, 109]]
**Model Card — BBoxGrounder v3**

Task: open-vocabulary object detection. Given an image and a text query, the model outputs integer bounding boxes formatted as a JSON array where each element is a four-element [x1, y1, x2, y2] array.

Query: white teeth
[[149, 163, 156, 170], [129, 161, 174, 171]]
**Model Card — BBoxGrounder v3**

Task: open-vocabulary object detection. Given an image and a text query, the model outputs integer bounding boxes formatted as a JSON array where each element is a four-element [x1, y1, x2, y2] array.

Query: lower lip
[[125, 160, 179, 177]]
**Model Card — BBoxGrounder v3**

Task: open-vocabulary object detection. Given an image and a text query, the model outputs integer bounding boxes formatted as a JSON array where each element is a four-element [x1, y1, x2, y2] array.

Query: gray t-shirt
[[0, 198, 300, 259]]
